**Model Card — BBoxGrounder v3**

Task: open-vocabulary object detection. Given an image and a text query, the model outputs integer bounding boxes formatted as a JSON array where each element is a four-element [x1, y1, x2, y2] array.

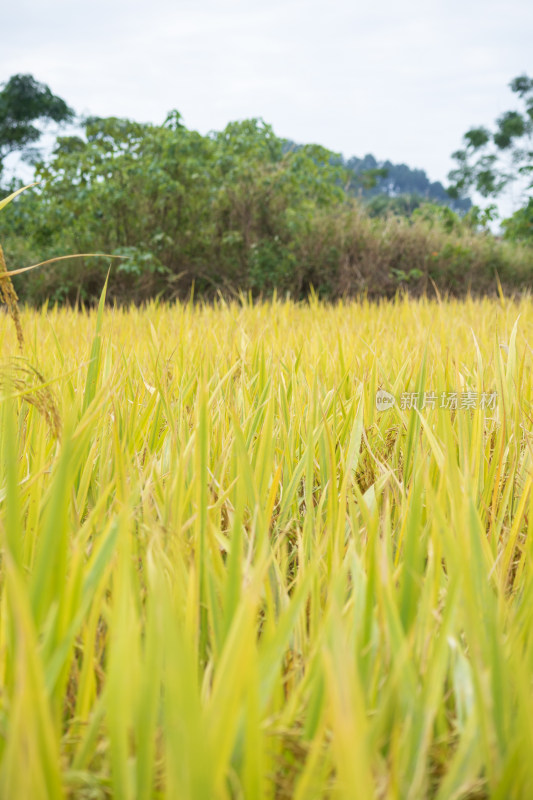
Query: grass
[[1, 292, 533, 798]]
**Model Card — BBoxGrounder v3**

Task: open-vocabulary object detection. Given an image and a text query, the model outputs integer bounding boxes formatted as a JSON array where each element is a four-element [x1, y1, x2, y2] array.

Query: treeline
[[1, 113, 531, 305]]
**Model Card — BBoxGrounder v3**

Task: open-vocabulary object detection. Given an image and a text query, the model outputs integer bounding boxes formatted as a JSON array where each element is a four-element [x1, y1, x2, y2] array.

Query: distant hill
[[344, 153, 471, 213], [282, 142, 471, 214]]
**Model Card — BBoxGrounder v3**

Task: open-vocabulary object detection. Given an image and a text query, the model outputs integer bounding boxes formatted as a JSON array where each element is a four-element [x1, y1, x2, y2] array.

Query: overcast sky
[[2, 0, 532, 202]]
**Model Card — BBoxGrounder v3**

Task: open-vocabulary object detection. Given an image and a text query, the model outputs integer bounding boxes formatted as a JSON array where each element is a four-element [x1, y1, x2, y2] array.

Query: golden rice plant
[[0, 184, 125, 444], [0, 185, 31, 351], [0, 289, 533, 798]]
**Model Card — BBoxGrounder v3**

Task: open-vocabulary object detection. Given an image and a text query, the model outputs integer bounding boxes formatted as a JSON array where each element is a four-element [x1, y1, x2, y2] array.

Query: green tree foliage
[[365, 193, 449, 219], [2, 112, 531, 305], [0, 74, 74, 176], [3, 114, 347, 302], [448, 74, 533, 201], [501, 197, 533, 242]]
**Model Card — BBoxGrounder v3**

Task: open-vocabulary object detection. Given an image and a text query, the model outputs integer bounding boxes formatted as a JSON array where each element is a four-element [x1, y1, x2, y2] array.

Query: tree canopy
[[448, 74, 533, 200], [0, 74, 74, 174]]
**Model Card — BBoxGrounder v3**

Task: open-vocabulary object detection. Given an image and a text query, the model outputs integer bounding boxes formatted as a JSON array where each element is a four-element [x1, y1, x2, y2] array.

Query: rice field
[[1, 291, 533, 799]]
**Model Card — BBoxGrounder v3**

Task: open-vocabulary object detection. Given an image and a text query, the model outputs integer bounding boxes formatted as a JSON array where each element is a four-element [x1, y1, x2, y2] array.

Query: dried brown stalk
[[0, 243, 24, 352]]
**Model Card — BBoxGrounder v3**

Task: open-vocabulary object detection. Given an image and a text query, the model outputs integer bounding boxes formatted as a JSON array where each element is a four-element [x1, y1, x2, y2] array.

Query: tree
[[501, 197, 533, 241], [0, 74, 74, 175], [2, 113, 349, 303], [448, 74, 533, 201]]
